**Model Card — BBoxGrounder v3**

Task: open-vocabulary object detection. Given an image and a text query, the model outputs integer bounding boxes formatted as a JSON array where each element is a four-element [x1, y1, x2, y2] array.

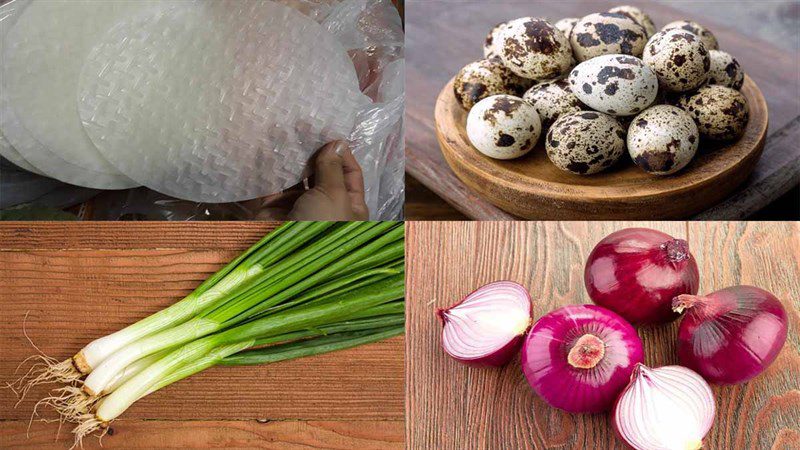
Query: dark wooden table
[[0, 223, 404, 449], [406, 221, 800, 449], [405, 0, 800, 220]]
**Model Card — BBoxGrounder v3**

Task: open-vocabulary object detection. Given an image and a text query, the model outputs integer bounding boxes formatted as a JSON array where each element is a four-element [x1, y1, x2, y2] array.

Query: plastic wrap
[[0, 0, 404, 220]]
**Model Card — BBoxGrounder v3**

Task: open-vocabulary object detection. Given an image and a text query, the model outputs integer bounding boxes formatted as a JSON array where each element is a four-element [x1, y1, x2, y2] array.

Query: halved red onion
[[585, 228, 700, 325], [614, 364, 715, 450], [674, 285, 788, 384], [437, 281, 532, 367], [521, 304, 644, 413]]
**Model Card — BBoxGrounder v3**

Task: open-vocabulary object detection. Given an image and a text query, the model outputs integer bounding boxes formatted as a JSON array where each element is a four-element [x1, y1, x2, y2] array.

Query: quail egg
[[608, 5, 656, 38], [497, 17, 573, 80], [467, 95, 542, 159], [570, 12, 648, 62], [569, 54, 658, 116], [675, 85, 749, 141], [661, 20, 719, 50], [545, 111, 626, 175], [484, 22, 507, 60], [628, 105, 699, 175], [523, 78, 586, 129], [554, 17, 580, 40], [643, 29, 710, 92], [705, 50, 744, 90], [454, 59, 535, 110]]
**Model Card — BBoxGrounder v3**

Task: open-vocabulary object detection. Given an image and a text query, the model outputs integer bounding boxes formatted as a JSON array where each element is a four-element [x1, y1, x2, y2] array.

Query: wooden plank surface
[[0, 420, 404, 449], [405, 221, 800, 449], [405, 0, 800, 220], [404, 175, 466, 220], [0, 223, 404, 448]]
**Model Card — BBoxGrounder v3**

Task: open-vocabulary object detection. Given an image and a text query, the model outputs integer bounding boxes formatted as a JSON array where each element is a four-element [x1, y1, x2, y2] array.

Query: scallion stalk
[[16, 221, 405, 449], [73, 222, 334, 374], [81, 223, 401, 395], [94, 274, 403, 422]]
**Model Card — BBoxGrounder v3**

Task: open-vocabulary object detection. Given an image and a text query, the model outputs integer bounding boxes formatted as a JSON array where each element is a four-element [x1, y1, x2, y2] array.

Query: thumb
[[313, 141, 349, 193]]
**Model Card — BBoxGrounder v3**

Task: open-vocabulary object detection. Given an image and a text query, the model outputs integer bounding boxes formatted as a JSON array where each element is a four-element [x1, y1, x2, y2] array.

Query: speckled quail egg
[[545, 111, 626, 175], [570, 12, 648, 62], [643, 29, 710, 92], [705, 50, 744, 90], [497, 17, 573, 80], [675, 85, 749, 141], [467, 95, 542, 159], [661, 20, 719, 50], [608, 5, 656, 38], [569, 54, 658, 116], [554, 17, 580, 40], [454, 59, 535, 110], [484, 22, 507, 60], [523, 78, 586, 129], [628, 105, 699, 175]]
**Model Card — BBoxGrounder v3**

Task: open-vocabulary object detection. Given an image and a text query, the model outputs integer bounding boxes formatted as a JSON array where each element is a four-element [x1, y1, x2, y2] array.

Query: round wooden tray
[[435, 75, 768, 219]]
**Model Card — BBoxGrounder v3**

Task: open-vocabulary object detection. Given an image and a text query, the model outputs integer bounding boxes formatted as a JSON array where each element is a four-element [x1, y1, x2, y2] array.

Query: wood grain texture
[[404, 175, 467, 221], [405, 221, 799, 449], [0, 223, 404, 448], [0, 222, 279, 250], [686, 222, 800, 450], [405, 0, 800, 220], [696, 117, 800, 219], [0, 420, 404, 449], [435, 75, 767, 219]]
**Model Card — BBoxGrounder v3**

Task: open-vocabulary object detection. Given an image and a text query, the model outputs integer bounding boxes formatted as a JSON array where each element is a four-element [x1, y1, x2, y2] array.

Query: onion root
[[8, 356, 82, 404], [71, 414, 108, 450]]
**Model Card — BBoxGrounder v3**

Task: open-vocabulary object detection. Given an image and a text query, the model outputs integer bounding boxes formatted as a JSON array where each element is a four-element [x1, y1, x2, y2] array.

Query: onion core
[[673, 285, 788, 384], [613, 364, 715, 450], [566, 334, 605, 369], [438, 281, 532, 367], [585, 228, 700, 325], [521, 305, 644, 413]]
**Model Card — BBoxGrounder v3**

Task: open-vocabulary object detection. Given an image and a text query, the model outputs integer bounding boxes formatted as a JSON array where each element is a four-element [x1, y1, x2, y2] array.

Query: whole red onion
[[585, 228, 700, 325], [521, 305, 644, 413], [437, 281, 532, 367], [674, 285, 788, 384]]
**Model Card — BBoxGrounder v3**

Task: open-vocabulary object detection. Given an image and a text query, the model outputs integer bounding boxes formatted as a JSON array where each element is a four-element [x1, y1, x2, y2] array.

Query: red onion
[[521, 305, 644, 413], [674, 285, 788, 384], [585, 228, 700, 325], [437, 281, 532, 367], [613, 364, 715, 450]]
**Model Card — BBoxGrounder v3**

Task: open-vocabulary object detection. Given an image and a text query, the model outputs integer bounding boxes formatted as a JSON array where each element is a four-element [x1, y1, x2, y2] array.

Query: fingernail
[[332, 141, 349, 156]]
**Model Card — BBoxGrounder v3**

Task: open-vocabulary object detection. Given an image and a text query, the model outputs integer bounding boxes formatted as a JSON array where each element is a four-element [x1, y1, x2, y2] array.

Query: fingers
[[337, 144, 369, 219], [309, 140, 369, 220], [313, 141, 348, 193], [340, 145, 365, 195]]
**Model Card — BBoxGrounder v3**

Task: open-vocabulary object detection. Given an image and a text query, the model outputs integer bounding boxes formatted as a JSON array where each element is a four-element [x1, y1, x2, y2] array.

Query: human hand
[[287, 141, 369, 221]]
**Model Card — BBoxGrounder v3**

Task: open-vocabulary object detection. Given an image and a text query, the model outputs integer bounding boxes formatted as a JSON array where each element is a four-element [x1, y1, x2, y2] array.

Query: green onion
[[95, 273, 404, 422], [15, 222, 405, 448], [72, 222, 335, 374], [81, 223, 402, 396]]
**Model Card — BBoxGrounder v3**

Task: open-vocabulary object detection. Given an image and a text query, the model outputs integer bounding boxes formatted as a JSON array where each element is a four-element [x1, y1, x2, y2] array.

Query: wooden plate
[[435, 75, 768, 219]]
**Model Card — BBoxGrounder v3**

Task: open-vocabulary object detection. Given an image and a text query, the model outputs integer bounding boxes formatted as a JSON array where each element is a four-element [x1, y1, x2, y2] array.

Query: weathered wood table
[[406, 221, 799, 449], [0, 223, 404, 449], [405, 0, 800, 220]]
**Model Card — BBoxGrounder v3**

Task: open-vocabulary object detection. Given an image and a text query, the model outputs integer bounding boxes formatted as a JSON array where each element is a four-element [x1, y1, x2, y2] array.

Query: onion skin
[[521, 305, 644, 413], [674, 285, 788, 384], [437, 281, 532, 367], [585, 228, 700, 325]]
